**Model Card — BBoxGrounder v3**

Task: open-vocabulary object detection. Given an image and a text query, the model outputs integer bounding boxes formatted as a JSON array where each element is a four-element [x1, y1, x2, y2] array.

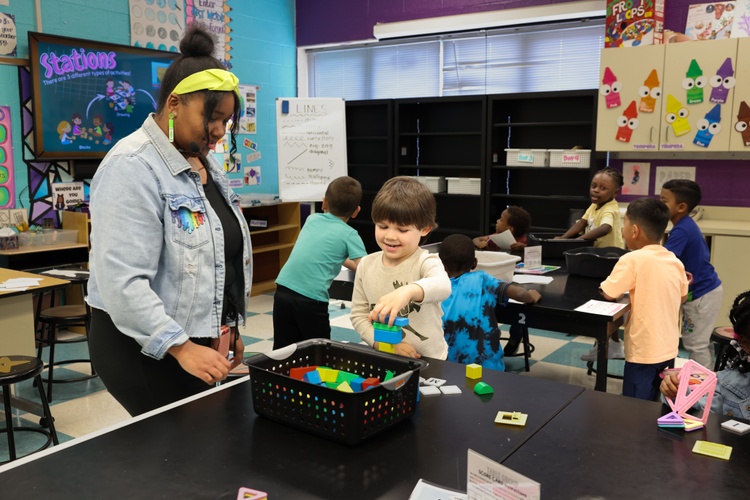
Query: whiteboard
[[276, 97, 347, 202]]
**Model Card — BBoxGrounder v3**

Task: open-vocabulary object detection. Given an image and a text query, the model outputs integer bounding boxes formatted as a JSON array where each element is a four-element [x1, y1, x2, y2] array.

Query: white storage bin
[[19, 229, 79, 247], [474, 251, 521, 283], [445, 177, 481, 195], [505, 148, 549, 167], [548, 149, 591, 168], [411, 176, 446, 193]]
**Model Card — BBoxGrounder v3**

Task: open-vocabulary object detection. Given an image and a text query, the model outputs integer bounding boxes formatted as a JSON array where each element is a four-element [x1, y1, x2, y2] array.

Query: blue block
[[304, 370, 322, 384], [384, 316, 409, 327], [350, 377, 364, 392], [374, 328, 402, 344]]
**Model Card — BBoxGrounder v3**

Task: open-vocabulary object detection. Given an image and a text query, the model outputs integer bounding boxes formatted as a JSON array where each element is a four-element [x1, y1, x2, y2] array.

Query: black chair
[[0, 355, 59, 463], [711, 325, 736, 372], [501, 324, 534, 372]]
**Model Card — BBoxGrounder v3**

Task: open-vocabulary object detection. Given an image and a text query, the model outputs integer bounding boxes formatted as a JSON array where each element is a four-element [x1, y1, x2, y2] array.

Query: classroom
[[0, 0, 749, 497]]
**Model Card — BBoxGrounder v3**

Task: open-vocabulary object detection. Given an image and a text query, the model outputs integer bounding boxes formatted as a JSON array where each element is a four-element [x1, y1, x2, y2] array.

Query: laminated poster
[[129, 0, 184, 51], [621, 162, 650, 196]]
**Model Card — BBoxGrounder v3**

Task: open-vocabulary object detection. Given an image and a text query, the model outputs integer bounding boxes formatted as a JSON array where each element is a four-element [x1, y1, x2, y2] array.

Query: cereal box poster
[[605, 0, 666, 48]]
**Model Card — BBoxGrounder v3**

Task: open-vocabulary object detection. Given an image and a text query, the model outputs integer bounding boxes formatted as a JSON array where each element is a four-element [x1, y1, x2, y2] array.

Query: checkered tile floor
[[1, 292, 691, 463]]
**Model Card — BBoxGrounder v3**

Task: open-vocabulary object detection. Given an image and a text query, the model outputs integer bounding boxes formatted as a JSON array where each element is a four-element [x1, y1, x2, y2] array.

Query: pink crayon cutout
[[601, 67, 621, 109]]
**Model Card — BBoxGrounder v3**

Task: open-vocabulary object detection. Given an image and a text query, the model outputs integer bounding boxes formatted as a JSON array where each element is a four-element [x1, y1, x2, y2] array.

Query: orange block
[[289, 366, 318, 380]]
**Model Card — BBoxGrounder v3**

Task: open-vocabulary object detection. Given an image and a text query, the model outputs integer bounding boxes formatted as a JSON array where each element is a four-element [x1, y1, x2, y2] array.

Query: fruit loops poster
[[605, 0, 666, 48]]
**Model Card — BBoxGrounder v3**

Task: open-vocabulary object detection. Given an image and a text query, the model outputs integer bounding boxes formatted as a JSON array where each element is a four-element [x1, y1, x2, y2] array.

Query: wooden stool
[[37, 304, 96, 402], [711, 326, 737, 372], [1, 355, 59, 463]]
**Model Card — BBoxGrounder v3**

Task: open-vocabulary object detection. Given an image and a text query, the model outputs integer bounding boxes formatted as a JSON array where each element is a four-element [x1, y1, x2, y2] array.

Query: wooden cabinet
[[395, 96, 487, 241], [596, 45, 666, 152], [730, 38, 750, 151], [488, 91, 599, 232], [345, 100, 394, 253], [242, 202, 300, 296]]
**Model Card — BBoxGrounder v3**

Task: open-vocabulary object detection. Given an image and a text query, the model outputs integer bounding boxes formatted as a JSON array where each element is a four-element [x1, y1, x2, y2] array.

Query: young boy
[[473, 205, 531, 252], [439, 234, 541, 371], [273, 176, 367, 349], [350, 176, 451, 359], [660, 179, 723, 369], [599, 198, 689, 400]]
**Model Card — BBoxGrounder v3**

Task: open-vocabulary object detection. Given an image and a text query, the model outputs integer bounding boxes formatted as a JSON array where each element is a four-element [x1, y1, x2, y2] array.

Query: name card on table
[[467, 449, 540, 500]]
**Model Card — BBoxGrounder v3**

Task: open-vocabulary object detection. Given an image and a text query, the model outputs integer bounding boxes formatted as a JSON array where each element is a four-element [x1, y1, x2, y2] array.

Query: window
[[306, 19, 604, 99]]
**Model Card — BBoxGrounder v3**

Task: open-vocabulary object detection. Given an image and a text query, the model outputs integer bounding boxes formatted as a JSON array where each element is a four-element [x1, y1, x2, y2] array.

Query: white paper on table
[[574, 299, 628, 316], [409, 479, 467, 500], [512, 275, 553, 285], [488, 230, 516, 250], [1, 278, 42, 288], [467, 449, 540, 500], [45, 269, 89, 277]]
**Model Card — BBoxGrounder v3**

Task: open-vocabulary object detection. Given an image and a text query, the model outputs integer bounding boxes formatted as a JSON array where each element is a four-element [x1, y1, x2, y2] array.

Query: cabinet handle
[[649, 126, 653, 144]]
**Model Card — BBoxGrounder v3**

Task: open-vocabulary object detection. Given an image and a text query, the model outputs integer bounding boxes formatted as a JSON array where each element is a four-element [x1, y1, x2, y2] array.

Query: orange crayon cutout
[[639, 69, 660, 113]]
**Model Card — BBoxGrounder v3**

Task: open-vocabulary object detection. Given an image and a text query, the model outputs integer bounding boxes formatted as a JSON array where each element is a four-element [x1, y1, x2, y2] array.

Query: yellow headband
[[172, 68, 241, 99]]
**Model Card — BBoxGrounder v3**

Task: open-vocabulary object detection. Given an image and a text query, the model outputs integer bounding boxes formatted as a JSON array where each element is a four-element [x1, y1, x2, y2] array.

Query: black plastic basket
[[244, 339, 427, 445], [564, 246, 628, 278], [527, 232, 594, 259]]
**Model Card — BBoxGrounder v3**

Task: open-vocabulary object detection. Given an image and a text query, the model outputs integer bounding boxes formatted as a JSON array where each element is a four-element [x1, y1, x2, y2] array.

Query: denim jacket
[[87, 114, 253, 359], [707, 368, 750, 419]]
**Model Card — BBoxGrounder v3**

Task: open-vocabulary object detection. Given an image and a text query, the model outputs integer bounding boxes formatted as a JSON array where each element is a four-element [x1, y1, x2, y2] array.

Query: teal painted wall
[[0, 0, 295, 209]]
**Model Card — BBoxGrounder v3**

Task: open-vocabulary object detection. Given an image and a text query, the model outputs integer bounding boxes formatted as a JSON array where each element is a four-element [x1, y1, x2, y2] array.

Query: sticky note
[[692, 440, 732, 460]]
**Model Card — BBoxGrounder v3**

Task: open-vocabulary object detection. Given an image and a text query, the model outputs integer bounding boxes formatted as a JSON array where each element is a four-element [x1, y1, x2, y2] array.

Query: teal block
[[374, 328, 402, 344]]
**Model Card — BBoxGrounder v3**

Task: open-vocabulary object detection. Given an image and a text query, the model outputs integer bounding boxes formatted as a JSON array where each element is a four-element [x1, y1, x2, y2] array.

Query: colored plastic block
[[374, 328, 402, 344], [350, 377, 365, 392], [289, 366, 317, 380], [384, 370, 395, 381], [372, 322, 401, 332], [423, 377, 446, 387], [325, 382, 339, 389], [377, 342, 396, 353], [336, 371, 360, 384], [466, 363, 482, 379], [317, 367, 339, 383], [692, 440, 732, 460], [419, 385, 441, 396], [303, 370, 322, 385], [237, 487, 268, 500], [362, 377, 380, 390], [337, 381, 354, 393], [495, 411, 528, 427], [385, 316, 409, 327], [683, 418, 705, 432], [657, 412, 684, 428], [722, 419, 750, 435], [473, 381, 493, 395]]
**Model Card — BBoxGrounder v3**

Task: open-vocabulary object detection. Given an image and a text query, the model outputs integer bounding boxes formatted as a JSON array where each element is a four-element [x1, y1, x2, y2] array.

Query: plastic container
[[411, 176, 446, 193], [244, 339, 427, 445], [0, 234, 19, 250], [19, 229, 79, 247], [548, 149, 591, 168], [526, 232, 594, 259], [445, 177, 481, 195], [564, 246, 628, 278], [505, 148, 549, 167], [474, 251, 522, 283]]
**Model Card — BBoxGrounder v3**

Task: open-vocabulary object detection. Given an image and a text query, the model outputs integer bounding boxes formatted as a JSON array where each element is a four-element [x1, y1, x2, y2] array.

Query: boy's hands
[[369, 284, 423, 326], [526, 289, 542, 303], [393, 342, 420, 358], [660, 372, 680, 399], [473, 236, 489, 249]]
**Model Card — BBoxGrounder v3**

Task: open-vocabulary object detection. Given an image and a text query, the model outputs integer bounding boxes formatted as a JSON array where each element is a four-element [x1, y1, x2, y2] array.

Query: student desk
[[0, 359, 584, 498], [0, 242, 88, 271], [502, 388, 750, 499], [494, 263, 630, 392], [0, 268, 70, 357]]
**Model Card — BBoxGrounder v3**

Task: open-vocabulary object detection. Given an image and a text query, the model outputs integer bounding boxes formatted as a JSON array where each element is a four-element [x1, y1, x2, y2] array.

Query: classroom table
[[328, 261, 629, 392], [0, 358, 584, 499], [502, 388, 750, 499], [495, 262, 629, 392], [0, 242, 88, 271]]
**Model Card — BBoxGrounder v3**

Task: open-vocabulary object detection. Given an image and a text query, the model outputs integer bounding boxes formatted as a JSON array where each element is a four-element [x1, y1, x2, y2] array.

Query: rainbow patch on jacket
[[171, 206, 205, 234]]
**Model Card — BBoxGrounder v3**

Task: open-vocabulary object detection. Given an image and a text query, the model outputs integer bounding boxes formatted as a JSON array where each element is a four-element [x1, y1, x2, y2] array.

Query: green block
[[336, 371, 360, 383], [372, 322, 401, 332], [474, 382, 494, 395], [384, 370, 395, 381]]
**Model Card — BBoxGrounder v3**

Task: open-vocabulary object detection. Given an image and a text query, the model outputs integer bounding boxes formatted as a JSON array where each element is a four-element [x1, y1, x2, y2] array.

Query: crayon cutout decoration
[[638, 69, 661, 113], [709, 58, 735, 104], [734, 101, 750, 146], [615, 101, 639, 143], [693, 104, 722, 148], [600, 67, 622, 109], [682, 60, 707, 105], [665, 95, 691, 137]]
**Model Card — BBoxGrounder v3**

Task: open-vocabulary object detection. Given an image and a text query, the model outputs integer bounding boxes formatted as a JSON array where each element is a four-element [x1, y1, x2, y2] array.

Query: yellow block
[[377, 342, 396, 353], [466, 363, 482, 379], [317, 368, 339, 383], [337, 381, 354, 393]]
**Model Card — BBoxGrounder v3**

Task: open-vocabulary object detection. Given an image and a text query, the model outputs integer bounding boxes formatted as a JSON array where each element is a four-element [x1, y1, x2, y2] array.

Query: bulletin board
[[275, 98, 347, 202]]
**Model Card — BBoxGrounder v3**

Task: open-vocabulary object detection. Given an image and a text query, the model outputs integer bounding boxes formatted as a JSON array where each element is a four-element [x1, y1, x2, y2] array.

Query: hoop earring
[[168, 112, 175, 142]]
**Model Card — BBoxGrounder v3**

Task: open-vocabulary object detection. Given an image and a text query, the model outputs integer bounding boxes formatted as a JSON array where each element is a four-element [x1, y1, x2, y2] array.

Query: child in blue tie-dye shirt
[[439, 234, 541, 371]]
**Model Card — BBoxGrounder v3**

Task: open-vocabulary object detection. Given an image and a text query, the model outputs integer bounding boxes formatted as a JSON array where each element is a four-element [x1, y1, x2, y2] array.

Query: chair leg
[[2, 386, 17, 461], [520, 325, 531, 372], [34, 375, 59, 445], [46, 320, 56, 403]]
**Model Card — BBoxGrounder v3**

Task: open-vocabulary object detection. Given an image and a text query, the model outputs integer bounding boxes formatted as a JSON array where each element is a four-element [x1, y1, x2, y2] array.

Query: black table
[[502, 389, 750, 499], [0, 359, 583, 499]]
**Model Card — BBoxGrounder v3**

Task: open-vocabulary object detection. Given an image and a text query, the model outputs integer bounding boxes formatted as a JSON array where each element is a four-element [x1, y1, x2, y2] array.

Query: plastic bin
[[19, 229, 79, 247], [445, 177, 481, 195], [244, 339, 427, 445], [526, 232, 594, 259], [564, 246, 628, 278], [411, 176, 446, 193], [548, 149, 591, 168], [505, 148, 549, 167], [474, 251, 521, 283]]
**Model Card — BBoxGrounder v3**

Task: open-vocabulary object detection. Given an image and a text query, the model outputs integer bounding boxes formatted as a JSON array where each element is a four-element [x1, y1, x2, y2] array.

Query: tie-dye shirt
[[442, 271, 511, 371]]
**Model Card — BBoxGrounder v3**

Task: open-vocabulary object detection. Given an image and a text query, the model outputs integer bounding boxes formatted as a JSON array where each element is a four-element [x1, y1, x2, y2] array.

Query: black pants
[[89, 308, 213, 416], [272, 285, 330, 350]]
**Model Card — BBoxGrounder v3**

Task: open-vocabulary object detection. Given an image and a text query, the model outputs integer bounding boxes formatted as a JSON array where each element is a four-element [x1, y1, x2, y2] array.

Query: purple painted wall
[[296, 0, 750, 208]]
